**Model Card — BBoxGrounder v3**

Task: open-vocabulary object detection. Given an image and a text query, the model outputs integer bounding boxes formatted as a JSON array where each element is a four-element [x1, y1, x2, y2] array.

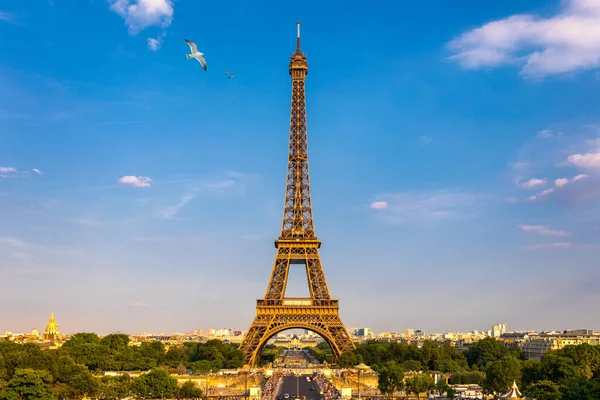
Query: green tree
[[61, 333, 106, 371], [401, 360, 422, 372], [466, 337, 512, 370], [98, 374, 132, 400], [561, 376, 600, 400], [54, 356, 99, 399], [522, 380, 562, 400], [338, 351, 363, 369], [449, 371, 485, 385], [132, 368, 179, 399], [0, 368, 56, 400], [165, 347, 185, 368], [377, 362, 404, 399], [405, 374, 434, 399], [484, 356, 522, 395], [435, 381, 456, 399], [179, 380, 203, 399]]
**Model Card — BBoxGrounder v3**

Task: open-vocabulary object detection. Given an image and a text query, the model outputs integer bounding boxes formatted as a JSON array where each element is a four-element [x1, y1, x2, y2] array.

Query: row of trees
[[0, 367, 202, 400], [59, 333, 244, 372], [0, 334, 244, 399], [341, 338, 600, 399]]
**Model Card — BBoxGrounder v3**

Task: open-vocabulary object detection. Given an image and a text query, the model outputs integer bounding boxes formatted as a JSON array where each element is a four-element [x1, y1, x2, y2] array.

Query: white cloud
[[418, 135, 433, 145], [32, 168, 42, 175], [0, 236, 26, 247], [205, 180, 236, 189], [511, 162, 531, 170], [118, 175, 152, 188], [538, 129, 553, 138], [566, 152, 600, 169], [0, 167, 17, 173], [369, 201, 388, 210], [147, 37, 162, 51], [130, 302, 149, 307], [527, 188, 555, 202], [447, 0, 600, 77], [524, 242, 574, 249], [0, 11, 16, 24], [108, 0, 174, 34], [160, 193, 197, 219], [554, 178, 569, 187], [369, 190, 485, 223], [519, 178, 547, 189], [519, 225, 570, 237]]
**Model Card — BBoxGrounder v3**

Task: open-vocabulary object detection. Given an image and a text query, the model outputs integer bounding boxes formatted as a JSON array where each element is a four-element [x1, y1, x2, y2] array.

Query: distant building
[[492, 323, 507, 338], [43, 312, 60, 341], [351, 328, 373, 337], [522, 329, 600, 360]]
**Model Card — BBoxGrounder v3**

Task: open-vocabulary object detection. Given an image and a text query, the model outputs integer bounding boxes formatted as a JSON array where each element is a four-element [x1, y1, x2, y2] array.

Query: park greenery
[[0, 334, 239, 399], [335, 338, 600, 399], [2, 334, 600, 399]]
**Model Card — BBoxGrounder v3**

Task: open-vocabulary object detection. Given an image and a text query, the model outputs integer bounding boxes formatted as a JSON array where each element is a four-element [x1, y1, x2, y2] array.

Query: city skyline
[[1, 0, 600, 334]]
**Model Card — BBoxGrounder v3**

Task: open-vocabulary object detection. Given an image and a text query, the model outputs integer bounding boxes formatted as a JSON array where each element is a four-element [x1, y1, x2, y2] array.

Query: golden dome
[[45, 312, 60, 336]]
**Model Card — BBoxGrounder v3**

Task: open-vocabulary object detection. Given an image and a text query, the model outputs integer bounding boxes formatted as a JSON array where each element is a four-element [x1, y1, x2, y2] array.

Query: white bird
[[184, 39, 207, 71]]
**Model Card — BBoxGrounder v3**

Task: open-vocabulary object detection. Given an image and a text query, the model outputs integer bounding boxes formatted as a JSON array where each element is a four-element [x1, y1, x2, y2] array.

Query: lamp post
[[355, 363, 368, 400], [245, 371, 249, 400]]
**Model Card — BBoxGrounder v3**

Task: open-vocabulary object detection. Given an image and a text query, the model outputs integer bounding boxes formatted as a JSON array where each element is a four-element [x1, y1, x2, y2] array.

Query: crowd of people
[[262, 373, 284, 400], [313, 375, 341, 400]]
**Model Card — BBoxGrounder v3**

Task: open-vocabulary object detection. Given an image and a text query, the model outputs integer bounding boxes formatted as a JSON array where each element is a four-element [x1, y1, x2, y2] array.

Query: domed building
[[43, 312, 60, 341]]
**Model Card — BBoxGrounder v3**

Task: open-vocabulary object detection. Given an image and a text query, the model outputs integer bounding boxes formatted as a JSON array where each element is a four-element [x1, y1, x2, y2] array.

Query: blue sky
[[1, 0, 600, 335]]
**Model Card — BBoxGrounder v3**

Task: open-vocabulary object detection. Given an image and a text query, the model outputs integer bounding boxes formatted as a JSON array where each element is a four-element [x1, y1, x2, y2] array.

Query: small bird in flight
[[184, 39, 207, 71], [227, 73, 235, 79]]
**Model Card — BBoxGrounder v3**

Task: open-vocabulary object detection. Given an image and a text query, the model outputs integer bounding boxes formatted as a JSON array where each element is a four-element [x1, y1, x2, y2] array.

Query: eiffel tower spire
[[280, 21, 315, 242], [239, 22, 355, 367]]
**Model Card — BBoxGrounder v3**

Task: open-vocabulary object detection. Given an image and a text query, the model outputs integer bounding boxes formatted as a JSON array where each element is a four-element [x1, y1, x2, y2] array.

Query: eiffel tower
[[239, 22, 355, 367]]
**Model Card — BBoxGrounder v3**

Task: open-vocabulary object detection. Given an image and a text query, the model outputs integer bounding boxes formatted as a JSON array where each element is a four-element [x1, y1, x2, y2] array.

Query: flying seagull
[[227, 73, 235, 79], [184, 39, 207, 71]]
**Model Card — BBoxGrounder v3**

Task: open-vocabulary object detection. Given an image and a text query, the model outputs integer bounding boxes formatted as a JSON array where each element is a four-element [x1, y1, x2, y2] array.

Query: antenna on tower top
[[296, 21, 301, 53]]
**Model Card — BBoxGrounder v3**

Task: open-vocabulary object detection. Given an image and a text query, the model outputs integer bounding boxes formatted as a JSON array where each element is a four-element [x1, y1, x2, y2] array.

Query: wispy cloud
[[0, 109, 29, 119], [417, 135, 433, 145], [537, 129, 553, 139], [108, 0, 174, 34], [118, 175, 152, 188], [205, 180, 236, 189], [369, 201, 388, 210], [509, 127, 600, 206], [131, 235, 204, 243], [32, 168, 42, 175], [369, 190, 486, 224], [0, 167, 18, 176], [447, 0, 600, 78], [0, 10, 17, 24], [518, 178, 547, 189], [160, 192, 197, 219], [130, 302, 149, 307], [519, 225, 570, 237], [147, 37, 162, 51], [524, 242, 575, 250]]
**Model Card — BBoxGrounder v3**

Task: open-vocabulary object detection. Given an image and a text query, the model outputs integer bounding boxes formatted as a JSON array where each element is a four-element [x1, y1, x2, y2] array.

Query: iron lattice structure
[[239, 22, 356, 367]]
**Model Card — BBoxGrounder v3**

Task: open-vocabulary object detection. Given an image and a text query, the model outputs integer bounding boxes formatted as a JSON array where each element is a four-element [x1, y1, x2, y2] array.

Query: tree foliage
[[376, 361, 404, 398], [343, 340, 467, 373], [0, 338, 245, 399]]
